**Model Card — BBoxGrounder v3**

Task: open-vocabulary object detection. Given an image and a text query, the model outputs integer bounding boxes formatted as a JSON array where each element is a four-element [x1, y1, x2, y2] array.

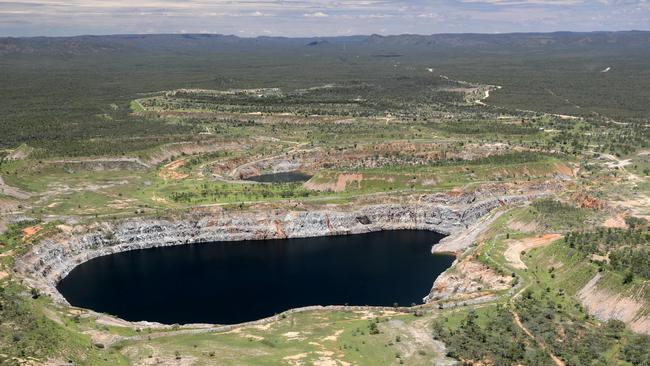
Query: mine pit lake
[[57, 230, 453, 325]]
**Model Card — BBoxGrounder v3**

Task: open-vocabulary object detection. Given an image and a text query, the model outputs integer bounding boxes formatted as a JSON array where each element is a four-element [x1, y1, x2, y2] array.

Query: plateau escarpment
[[15, 189, 548, 307]]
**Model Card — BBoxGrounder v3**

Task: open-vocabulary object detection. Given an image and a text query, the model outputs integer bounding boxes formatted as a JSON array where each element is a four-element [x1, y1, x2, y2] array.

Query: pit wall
[[16, 191, 536, 304]]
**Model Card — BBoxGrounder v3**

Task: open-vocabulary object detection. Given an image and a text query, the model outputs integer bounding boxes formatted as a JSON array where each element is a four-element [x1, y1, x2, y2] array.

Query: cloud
[[0, 0, 648, 36], [460, 0, 585, 5], [303, 11, 328, 17], [249, 11, 272, 17]]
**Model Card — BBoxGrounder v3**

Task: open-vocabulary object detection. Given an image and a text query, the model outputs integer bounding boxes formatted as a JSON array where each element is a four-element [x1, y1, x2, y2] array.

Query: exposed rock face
[[426, 256, 513, 303], [47, 158, 150, 172], [431, 210, 504, 254], [15, 191, 537, 305]]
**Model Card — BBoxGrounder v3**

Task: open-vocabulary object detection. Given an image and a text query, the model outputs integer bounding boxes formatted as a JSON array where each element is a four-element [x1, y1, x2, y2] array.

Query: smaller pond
[[244, 171, 313, 183]]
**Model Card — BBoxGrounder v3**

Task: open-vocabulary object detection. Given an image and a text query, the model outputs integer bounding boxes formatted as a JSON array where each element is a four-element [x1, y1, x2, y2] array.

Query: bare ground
[[507, 218, 539, 233], [577, 273, 650, 334], [0, 175, 31, 200], [159, 159, 189, 180], [383, 317, 458, 366], [504, 234, 562, 270], [602, 213, 627, 228]]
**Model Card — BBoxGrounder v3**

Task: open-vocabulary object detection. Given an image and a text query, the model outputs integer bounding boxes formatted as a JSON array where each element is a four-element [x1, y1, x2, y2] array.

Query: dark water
[[57, 230, 452, 325], [244, 171, 312, 183]]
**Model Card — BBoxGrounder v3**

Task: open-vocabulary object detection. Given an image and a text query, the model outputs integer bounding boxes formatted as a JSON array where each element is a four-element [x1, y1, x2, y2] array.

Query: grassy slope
[[431, 203, 648, 365], [118, 311, 442, 366]]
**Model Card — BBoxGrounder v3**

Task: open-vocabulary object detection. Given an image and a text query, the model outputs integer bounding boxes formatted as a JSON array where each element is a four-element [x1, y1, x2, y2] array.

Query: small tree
[[623, 271, 634, 284]]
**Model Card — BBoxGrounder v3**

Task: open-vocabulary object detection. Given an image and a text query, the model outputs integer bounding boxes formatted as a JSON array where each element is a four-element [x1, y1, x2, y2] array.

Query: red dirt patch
[[572, 192, 604, 210], [22, 225, 43, 241], [159, 159, 189, 180]]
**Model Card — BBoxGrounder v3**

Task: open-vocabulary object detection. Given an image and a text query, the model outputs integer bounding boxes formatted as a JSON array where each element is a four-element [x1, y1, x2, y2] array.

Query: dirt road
[[0, 175, 31, 200]]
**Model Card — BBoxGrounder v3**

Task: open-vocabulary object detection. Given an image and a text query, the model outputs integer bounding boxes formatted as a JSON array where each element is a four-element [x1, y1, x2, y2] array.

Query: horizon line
[[3, 29, 650, 40]]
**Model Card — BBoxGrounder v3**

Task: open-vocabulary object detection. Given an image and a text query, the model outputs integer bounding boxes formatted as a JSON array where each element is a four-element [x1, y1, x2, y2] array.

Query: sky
[[1, 0, 649, 37]]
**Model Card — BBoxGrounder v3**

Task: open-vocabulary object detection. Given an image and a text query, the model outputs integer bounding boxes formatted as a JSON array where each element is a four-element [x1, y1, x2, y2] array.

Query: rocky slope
[[15, 190, 541, 306], [426, 254, 514, 304]]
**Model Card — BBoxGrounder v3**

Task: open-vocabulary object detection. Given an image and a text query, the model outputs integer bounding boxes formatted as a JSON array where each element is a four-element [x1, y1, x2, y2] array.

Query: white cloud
[[0, 0, 649, 36], [249, 11, 271, 17], [460, 0, 584, 5], [303, 11, 328, 17]]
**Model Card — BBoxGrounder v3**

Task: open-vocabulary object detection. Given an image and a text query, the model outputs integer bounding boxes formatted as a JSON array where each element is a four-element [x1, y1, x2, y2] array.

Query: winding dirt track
[[508, 253, 566, 366], [510, 309, 565, 366], [0, 175, 31, 200]]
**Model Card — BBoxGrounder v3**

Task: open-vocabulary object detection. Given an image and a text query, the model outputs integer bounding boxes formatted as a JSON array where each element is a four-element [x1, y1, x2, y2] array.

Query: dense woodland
[[565, 225, 650, 281], [1, 33, 650, 157], [435, 295, 650, 365]]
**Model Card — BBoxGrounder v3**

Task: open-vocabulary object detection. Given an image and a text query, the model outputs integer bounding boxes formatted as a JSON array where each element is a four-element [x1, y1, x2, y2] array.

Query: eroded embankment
[[578, 273, 650, 335], [15, 190, 545, 307]]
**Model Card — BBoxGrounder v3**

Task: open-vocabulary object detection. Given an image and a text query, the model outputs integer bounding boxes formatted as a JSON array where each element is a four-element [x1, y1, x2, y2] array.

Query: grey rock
[[15, 191, 539, 306]]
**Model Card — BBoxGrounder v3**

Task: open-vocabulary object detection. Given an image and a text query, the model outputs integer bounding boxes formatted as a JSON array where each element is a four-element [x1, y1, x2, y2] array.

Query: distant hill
[[362, 31, 650, 48], [2, 31, 649, 55]]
